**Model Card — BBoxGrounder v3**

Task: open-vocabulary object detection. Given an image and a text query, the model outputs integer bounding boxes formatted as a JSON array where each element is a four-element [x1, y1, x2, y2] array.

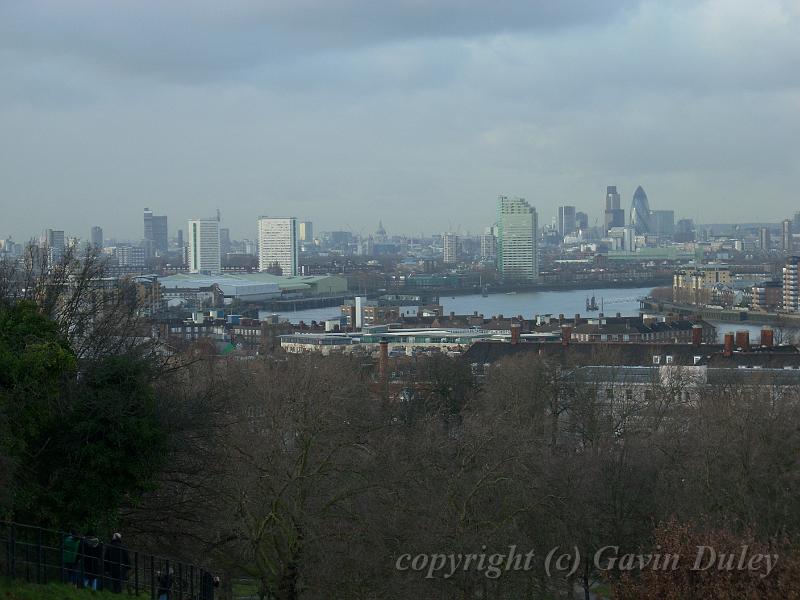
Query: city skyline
[[5, 199, 800, 247], [3, 1, 800, 239], [0, 180, 797, 243]]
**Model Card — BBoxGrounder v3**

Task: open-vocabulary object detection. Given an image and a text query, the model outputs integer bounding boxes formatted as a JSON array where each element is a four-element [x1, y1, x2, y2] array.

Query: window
[[666, 355, 674, 364], [652, 355, 661, 364]]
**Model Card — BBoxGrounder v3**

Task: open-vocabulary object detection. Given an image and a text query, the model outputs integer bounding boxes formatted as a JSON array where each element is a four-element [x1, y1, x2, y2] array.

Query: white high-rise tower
[[258, 217, 299, 276], [188, 218, 221, 274]]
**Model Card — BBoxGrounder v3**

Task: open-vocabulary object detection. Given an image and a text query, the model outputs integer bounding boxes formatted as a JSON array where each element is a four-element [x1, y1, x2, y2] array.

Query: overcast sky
[[2, 0, 800, 241]]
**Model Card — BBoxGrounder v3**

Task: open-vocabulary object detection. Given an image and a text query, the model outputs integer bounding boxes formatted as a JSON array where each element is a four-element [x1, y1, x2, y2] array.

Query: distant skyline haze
[[2, 0, 800, 240]]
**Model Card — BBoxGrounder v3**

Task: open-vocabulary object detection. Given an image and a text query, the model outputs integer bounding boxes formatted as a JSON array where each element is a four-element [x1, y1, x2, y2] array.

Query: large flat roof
[[161, 272, 345, 292]]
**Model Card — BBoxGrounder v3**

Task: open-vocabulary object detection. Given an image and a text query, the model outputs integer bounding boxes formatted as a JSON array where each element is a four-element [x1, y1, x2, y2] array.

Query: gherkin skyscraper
[[630, 186, 652, 235]]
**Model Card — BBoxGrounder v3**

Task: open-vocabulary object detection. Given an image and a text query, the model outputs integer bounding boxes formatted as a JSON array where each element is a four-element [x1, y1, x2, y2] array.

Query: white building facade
[[258, 217, 298, 276], [442, 233, 459, 264], [496, 196, 538, 281], [188, 219, 221, 274]]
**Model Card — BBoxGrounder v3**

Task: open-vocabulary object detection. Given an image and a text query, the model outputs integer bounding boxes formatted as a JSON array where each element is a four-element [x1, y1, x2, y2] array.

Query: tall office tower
[[258, 217, 298, 276], [143, 208, 168, 253], [188, 218, 221, 274], [43, 229, 66, 262], [675, 219, 695, 243], [760, 227, 771, 252], [783, 219, 793, 253], [299, 221, 314, 243], [557, 206, 577, 237], [604, 186, 625, 234], [605, 185, 620, 211], [794, 212, 800, 234], [90, 226, 103, 248], [176, 229, 184, 249], [143, 208, 153, 240], [651, 210, 675, 237], [575, 211, 589, 231], [220, 228, 231, 256], [630, 186, 652, 235], [783, 256, 800, 312], [496, 196, 538, 281], [442, 232, 459, 264], [480, 226, 497, 261]]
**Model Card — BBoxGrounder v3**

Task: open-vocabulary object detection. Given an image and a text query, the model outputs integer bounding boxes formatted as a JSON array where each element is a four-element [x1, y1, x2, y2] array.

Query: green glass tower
[[496, 195, 538, 281]]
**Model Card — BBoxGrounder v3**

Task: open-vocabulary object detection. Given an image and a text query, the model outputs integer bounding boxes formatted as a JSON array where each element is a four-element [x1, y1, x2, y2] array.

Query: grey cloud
[[0, 0, 643, 82], [2, 0, 800, 241]]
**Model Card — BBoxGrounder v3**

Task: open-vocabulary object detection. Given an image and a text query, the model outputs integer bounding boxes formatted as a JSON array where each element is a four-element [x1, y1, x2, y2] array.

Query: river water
[[271, 286, 653, 324], [271, 285, 765, 344], [440, 287, 654, 320]]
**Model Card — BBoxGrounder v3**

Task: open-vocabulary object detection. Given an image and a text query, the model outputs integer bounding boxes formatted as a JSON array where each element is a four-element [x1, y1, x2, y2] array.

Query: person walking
[[104, 532, 130, 593], [201, 570, 220, 600], [156, 567, 174, 600], [62, 531, 82, 585], [80, 535, 102, 590]]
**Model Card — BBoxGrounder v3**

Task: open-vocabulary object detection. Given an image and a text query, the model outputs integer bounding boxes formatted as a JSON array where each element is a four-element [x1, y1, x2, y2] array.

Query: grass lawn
[[0, 578, 133, 600]]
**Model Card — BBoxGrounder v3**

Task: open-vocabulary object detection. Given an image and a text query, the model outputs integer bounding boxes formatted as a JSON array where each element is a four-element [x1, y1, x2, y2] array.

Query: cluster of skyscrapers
[[442, 187, 672, 284], [480, 186, 674, 283]]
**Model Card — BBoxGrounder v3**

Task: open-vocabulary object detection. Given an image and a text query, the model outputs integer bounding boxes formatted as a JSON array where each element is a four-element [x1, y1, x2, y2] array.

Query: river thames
[[272, 286, 654, 323], [270, 285, 765, 344]]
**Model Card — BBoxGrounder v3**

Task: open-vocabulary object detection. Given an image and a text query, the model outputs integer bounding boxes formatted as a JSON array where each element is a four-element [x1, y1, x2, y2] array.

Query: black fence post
[[134, 551, 139, 595], [24, 530, 31, 582], [178, 562, 183, 600], [98, 543, 105, 591], [79, 540, 85, 590], [58, 533, 64, 583], [150, 554, 156, 600], [36, 528, 43, 583], [7, 524, 15, 579]]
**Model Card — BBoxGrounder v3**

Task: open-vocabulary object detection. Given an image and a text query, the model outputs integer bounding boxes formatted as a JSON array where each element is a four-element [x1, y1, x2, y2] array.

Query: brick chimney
[[561, 325, 573, 347], [349, 305, 357, 332], [510, 323, 521, 345], [691, 324, 703, 347], [735, 330, 750, 351], [378, 340, 389, 381], [723, 332, 734, 357], [761, 326, 774, 348]]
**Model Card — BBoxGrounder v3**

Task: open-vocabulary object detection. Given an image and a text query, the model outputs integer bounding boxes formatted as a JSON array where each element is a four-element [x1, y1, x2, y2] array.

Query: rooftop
[[160, 272, 346, 293]]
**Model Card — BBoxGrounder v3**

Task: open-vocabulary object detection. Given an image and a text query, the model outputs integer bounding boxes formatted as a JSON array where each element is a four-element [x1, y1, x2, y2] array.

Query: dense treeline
[[122, 349, 800, 599], [3, 249, 800, 599]]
